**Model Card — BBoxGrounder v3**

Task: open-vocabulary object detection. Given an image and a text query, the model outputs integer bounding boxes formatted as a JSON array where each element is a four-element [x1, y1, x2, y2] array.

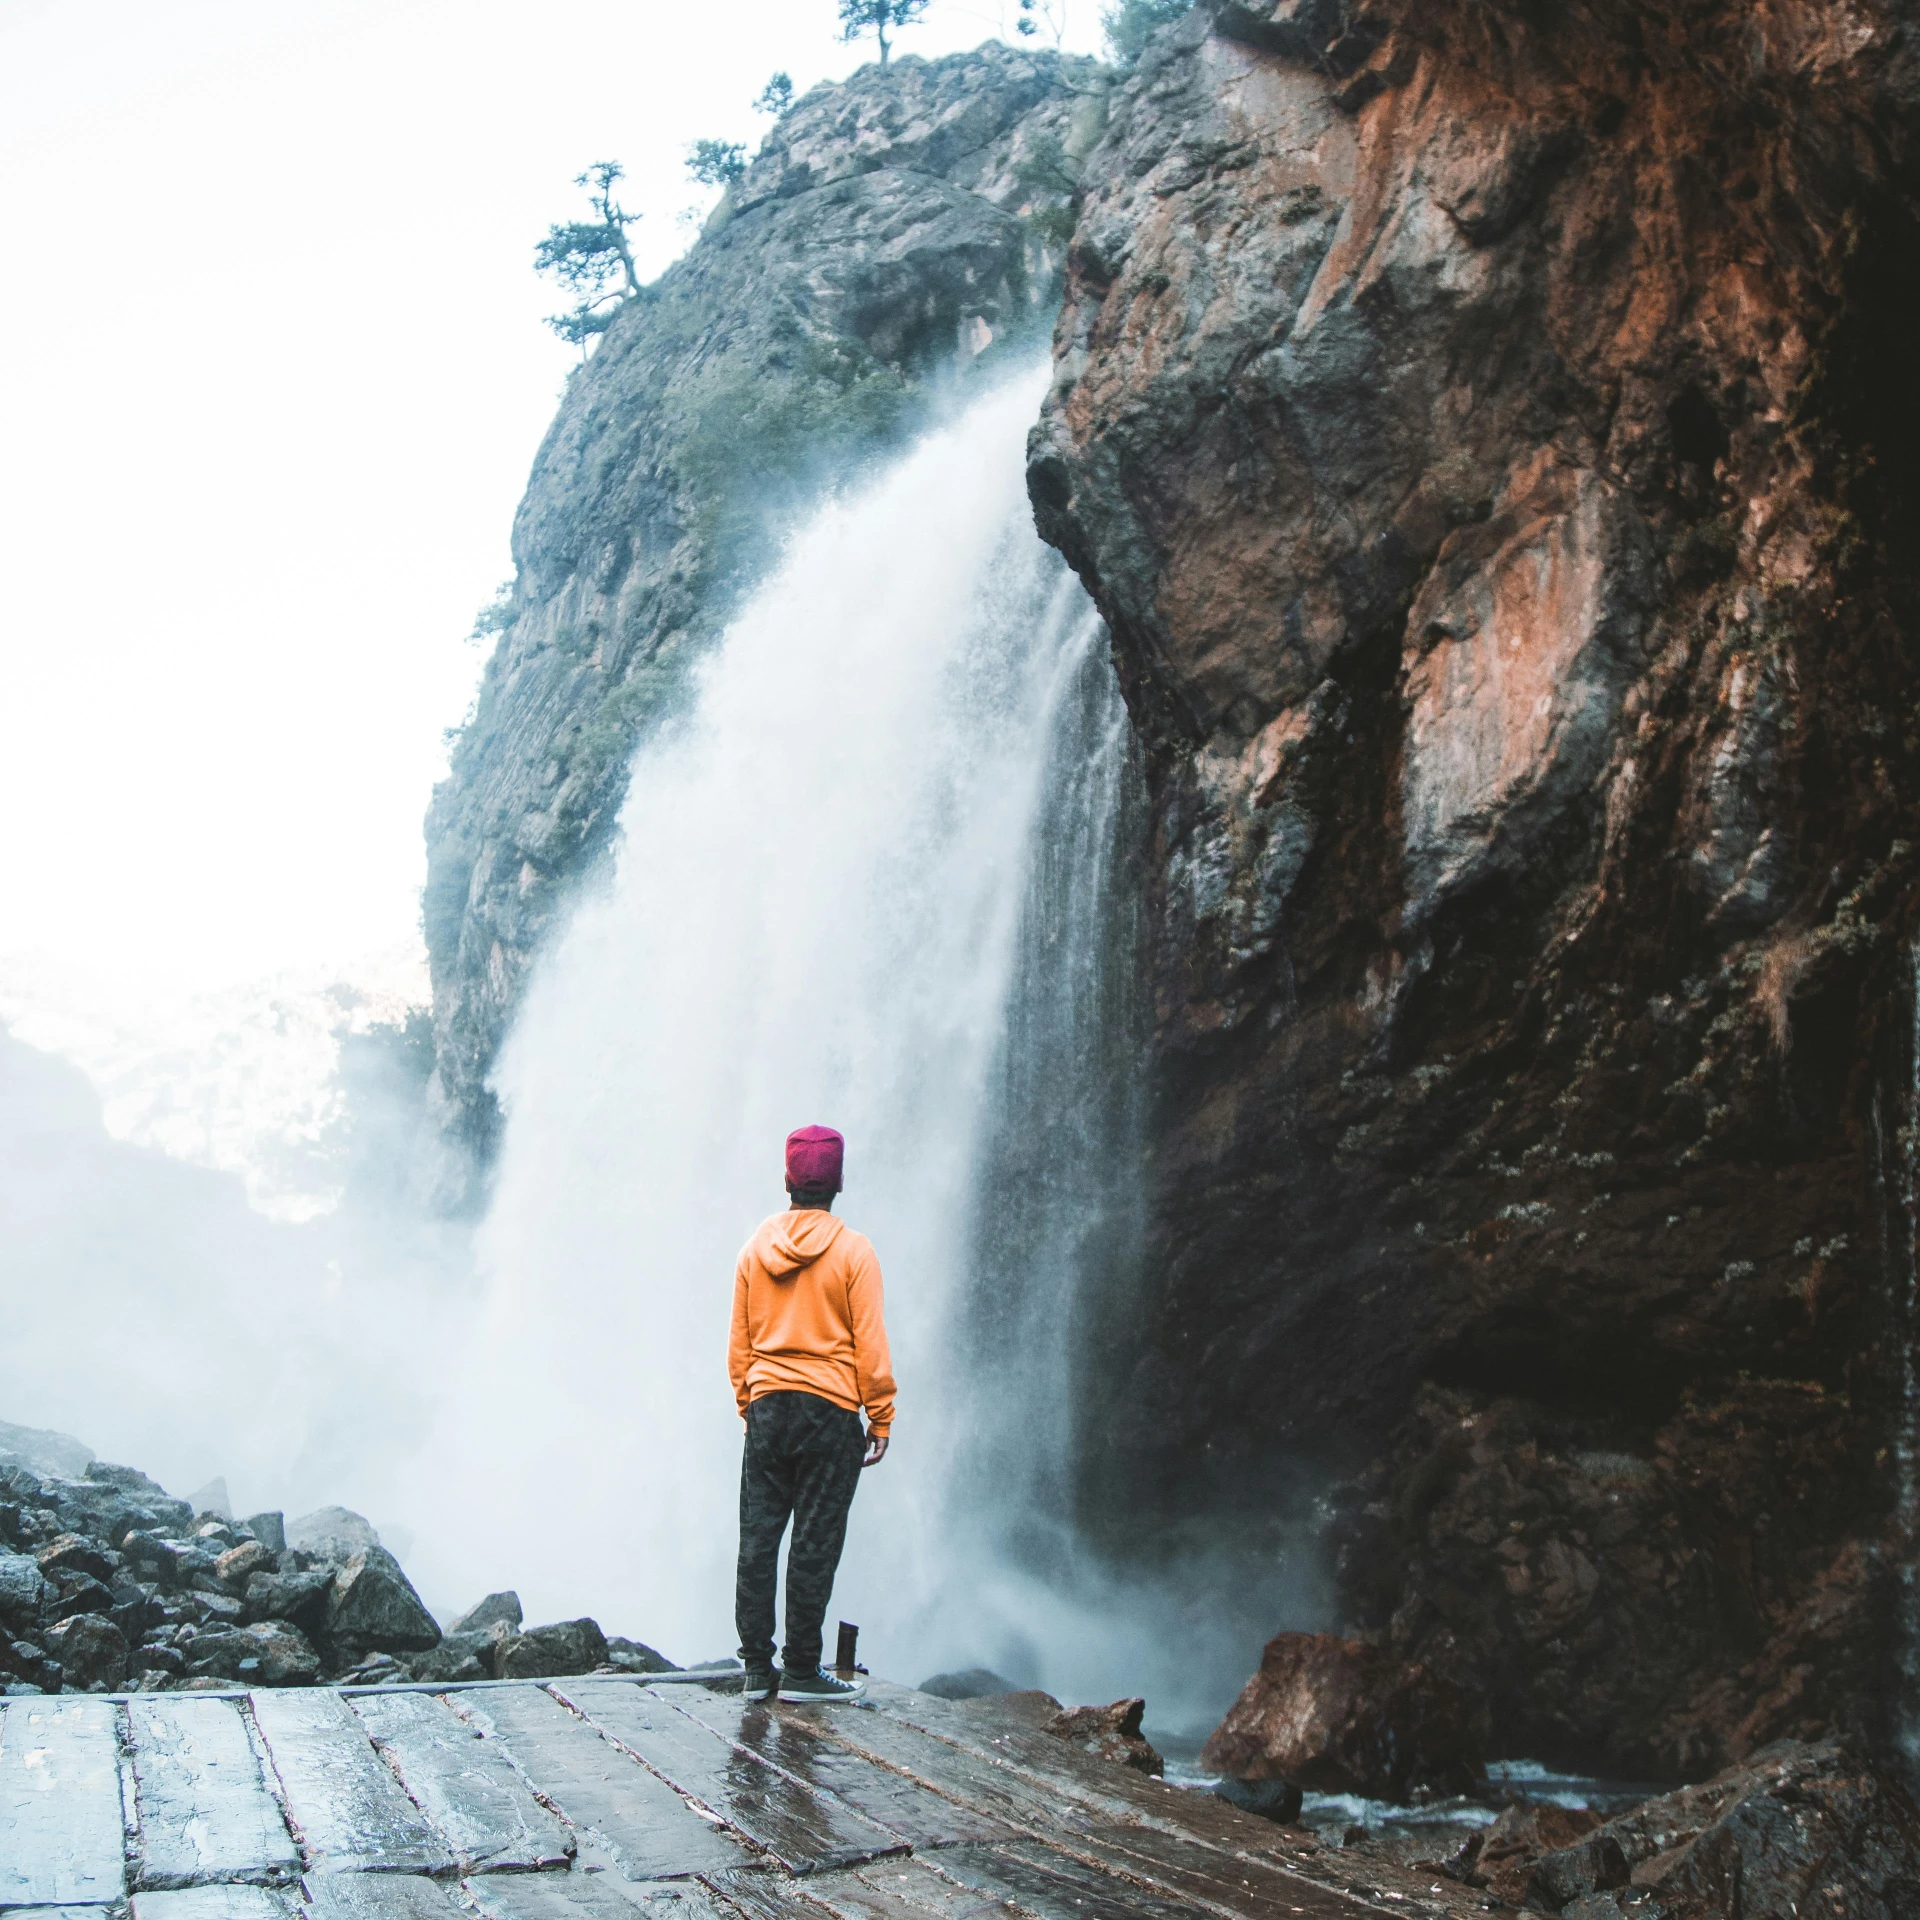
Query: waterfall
[[406, 370, 1146, 1687]]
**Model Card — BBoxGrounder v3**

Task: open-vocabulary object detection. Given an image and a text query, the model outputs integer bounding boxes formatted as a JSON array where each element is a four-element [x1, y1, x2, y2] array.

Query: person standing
[[730, 1124, 894, 1702]]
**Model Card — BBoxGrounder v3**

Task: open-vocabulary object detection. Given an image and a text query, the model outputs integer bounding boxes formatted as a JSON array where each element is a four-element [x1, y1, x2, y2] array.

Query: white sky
[[0, 0, 1104, 1022]]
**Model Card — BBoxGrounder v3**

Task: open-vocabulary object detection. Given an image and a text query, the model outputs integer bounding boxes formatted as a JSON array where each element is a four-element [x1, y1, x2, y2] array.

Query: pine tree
[[687, 139, 748, 188], [532, 162, 642, 345], [754, 72, 795, 115], [836, 0, 932, 65]]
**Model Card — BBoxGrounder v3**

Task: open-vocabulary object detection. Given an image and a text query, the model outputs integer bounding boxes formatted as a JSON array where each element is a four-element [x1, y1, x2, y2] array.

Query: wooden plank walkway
[[0, 1677, 1481, 1920]]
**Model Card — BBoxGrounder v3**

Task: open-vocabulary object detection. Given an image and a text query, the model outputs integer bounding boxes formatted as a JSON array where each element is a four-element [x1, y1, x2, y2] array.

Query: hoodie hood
[[752, 1208, 846, 1279]]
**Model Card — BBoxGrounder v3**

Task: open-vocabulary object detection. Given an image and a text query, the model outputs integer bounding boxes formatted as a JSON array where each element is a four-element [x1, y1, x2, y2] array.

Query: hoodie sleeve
[[846, 1236, 896, 1435], [729, 1249, 753, 1419]]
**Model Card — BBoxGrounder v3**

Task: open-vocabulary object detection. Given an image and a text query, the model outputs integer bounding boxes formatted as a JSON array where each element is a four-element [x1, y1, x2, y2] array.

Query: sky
[[0, 0, 1108, 1194]]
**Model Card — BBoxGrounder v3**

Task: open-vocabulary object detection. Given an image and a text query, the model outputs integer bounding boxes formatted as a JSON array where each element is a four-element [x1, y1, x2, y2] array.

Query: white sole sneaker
[[777, 1671, 866, 1703]]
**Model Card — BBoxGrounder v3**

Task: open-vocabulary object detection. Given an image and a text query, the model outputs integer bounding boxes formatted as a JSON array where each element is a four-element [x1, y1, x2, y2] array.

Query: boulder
[[288, 1506, 379, 1560], [239, 1621, 320, 1687], [243, 1568, 331, 1631], [1042, 1697, 1163, 1776], [604, 1636, 675, 1674], [2, 1637, 60, 1691], [1200, 1632, 1486, 1801], [447, 1590, 522, 1635], [493, 1618, 608, 1679], [412, 1626, 507, 1684], [45, 1613, 128, 1691], [1448, 1804, 1606, 1907], [38, 1535, 116, 1583], [48, 1573, 115, 1622], [0, 1551, 49, 1630], [120, 1531, 189, 1587], [214, 1540, 275, 1587], [920, 1667, 1020, 1700], [961, 1689, 1063, 1730], [243, 1511, 286, 1553], [326, 1548, 440, 1656], [1523, 1738, 1920, 1918], [83, 1463, 193, 1531]]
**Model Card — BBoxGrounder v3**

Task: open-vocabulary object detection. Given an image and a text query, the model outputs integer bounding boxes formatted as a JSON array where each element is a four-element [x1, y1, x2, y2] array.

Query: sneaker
[[741, 1665, 777, 1702], [777, 1666, 866, 1703]]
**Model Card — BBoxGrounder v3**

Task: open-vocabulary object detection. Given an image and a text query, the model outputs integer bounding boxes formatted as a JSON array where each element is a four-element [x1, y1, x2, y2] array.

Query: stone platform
[[0, 1674, 1485, 1920]]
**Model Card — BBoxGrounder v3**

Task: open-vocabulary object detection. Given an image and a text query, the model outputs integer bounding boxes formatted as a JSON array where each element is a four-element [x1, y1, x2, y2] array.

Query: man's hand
[[862, 1428, 889, 1468]]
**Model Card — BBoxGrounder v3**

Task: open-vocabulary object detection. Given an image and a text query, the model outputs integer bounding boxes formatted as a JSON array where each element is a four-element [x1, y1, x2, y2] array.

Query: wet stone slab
[[127, 1696, 302, 1889], [0, 1697, 128, 1909], [0, 1677, 1415, 1920]]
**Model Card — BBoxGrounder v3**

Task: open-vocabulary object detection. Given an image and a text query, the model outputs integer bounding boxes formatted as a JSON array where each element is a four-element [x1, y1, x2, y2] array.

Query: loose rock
[[327, 1547, 440, 1656], [447, 1590, 522, 1635], [44, 1613, 128, 1691], [919, 1667, 1019, 1700], [493, 1617, 608, 1679], [1042, 1697, 1163, 1776], [288, 1505, 379, 1560]]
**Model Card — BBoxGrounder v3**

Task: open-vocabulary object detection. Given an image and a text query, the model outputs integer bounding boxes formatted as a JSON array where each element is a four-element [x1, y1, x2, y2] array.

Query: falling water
[[406, 371, 1147, 1686]]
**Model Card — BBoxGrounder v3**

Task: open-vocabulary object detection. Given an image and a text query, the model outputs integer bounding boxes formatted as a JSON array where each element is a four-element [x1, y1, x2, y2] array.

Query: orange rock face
[[1033, 1, 1920, 1775]]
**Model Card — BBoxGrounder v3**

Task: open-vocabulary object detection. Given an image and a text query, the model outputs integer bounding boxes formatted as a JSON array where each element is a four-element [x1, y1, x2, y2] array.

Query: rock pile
[[0, 1454, 672, 1696], [1436, 1739, 1920, 1919]]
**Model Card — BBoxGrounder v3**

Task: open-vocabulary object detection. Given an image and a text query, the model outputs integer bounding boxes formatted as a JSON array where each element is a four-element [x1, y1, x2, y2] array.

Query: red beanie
[[785, 1125, 844, 1192]]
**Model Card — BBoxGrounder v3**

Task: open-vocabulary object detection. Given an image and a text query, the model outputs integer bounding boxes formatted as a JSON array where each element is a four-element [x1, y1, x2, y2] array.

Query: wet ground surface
[[0, 1676, 1503, 1920]]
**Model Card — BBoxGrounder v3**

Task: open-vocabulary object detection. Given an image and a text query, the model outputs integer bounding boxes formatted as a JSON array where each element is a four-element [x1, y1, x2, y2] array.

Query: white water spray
[[406, 373, 1138, 1683]]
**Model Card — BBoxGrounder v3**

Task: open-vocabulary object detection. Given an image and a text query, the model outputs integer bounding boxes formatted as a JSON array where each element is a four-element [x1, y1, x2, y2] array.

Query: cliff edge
[[424, 45, 1106, 1148], [1032, 0, 1920, 1776]]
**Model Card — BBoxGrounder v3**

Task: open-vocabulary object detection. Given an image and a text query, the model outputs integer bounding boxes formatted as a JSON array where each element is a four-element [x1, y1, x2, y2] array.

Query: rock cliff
[[424, 45, 1106, 1147], [1030, 0, 1920, 1776]]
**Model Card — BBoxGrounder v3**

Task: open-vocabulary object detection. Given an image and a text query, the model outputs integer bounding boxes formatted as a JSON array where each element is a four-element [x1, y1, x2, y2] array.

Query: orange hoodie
[[729, 1209, 896, 1434]]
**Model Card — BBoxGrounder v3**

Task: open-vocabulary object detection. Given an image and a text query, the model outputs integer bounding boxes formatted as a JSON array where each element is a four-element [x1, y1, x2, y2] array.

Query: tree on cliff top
[[836, 0, 931, 65], [1101, 0, 1188, 65], [534, 161, 642, 346], [687, 139, 748, 189]]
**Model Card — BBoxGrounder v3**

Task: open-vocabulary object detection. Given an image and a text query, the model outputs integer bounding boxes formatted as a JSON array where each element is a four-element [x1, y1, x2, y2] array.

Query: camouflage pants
[[735, 1390, 866, 1674]]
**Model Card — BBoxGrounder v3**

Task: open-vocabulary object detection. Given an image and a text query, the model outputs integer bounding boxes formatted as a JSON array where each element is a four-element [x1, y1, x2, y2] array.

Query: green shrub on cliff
[[1101, 0, 1189, 65], [670, 336, 915, 587], [837, 0, 931, 66]]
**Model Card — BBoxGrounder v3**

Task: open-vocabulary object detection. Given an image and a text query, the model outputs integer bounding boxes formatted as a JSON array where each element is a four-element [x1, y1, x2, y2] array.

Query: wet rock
[[1201, 1632, 1486, 1800], [604, 1636, 675, 1674], [243, 1568, 332, 1631], [83, 1463, 193, 1533], [337, 1651, 408, 1687], [1212, 1776, 1303, 1824], [214, 1540, 275, 1587], [412, 1624, 510, 1684], [48, 1572, 115, 1622], [493, 1617, 608, 1680], [120, 1531, 189, 1588], [327, 1547, 440, 1656], [37, 1534, 116, 1583], [239, 1621, 320, 1687], [288, 1506, 379, 1560], [1024, 0, 1920, 1778], [137, 1642, 186, 1678], [0, 1551, 50, 1629], [1523, 1738, 1920, 1919], [243, 1511, 286, 1554], [447, 1590, 522, 1635], [44, 1613, 128, 1691], [2, 1638, 60, 1692], [191, 1591, 243, 1626], [1448, 1804, 1605, 1906], [920, 1667, 1020, 1700], [1042, 1697, 1164, 1776]]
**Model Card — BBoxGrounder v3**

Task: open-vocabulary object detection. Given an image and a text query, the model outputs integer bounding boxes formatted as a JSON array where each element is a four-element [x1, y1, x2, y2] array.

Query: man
[[730, 1124, 895, 1703]]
